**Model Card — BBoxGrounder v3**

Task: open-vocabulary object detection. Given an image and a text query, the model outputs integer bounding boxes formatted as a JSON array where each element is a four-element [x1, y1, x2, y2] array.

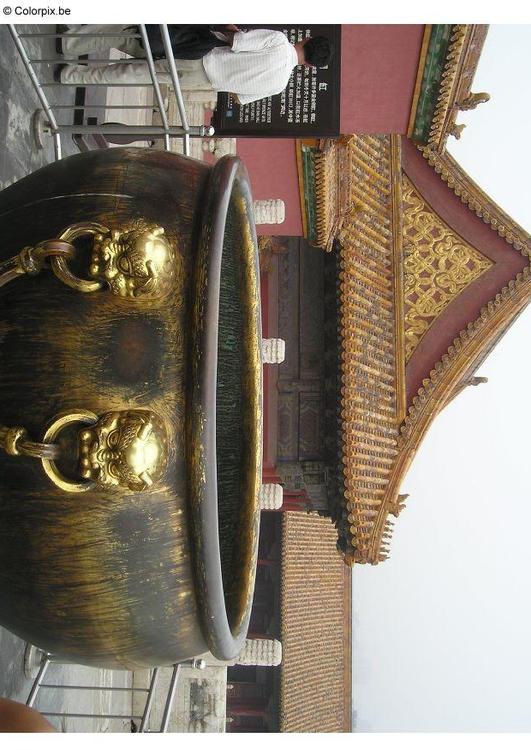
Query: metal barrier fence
[[25, 646, 206, 732], [7, 24, 215, 160]]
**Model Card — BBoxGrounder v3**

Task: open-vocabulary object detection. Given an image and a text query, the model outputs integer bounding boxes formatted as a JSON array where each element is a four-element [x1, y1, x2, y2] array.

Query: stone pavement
[[0, 24, 78, 191]]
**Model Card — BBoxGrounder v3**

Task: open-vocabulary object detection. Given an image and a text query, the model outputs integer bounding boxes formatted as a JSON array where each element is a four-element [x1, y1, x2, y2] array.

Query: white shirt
[[202, 29, 299, 105]]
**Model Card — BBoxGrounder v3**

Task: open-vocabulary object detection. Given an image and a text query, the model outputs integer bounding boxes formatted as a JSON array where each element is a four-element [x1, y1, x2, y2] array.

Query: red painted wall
[[236, 24, 424, 236], [237, 138, 302, 236], [339, 25, 424, 133]]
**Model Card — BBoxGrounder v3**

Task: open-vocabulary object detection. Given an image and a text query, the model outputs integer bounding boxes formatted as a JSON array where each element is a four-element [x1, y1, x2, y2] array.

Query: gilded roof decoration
[[301, 132, 531, 566], [313, 140, 341, 251], [420, 148, 531, 256], [402, 175, 493, 360], [362, 151, 530, 564], [331, 134, 403, 565], [408, 24, 453, 145], [408, 25, 490, 151], [426, 25, 468, 149], [296, 140, 319, 244], [400, 265, 531, 447], [296, 137, 351, 251], [367, 263, 531, 562]]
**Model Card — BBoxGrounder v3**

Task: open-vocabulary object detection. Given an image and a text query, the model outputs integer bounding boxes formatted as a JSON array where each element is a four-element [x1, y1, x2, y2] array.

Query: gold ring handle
[[42, 410, 99, 493], [50, 223, 108, 294], [0, 239, 74, 289], [1, 220, 176, 300], [1, 409, 168, 494], [52, 220, 177, 299]]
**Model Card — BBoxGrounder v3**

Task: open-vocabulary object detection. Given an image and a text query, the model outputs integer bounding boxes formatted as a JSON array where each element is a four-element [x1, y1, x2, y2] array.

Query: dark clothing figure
[[140, 25, 229, 60]]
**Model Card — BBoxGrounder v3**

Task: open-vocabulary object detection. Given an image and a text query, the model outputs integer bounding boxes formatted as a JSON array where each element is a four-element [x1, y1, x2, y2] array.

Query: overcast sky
[[353, 25, 531, 732]]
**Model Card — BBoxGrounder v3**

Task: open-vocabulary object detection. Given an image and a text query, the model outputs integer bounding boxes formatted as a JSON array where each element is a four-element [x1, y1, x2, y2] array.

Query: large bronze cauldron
[[0, 149, 262, 669]]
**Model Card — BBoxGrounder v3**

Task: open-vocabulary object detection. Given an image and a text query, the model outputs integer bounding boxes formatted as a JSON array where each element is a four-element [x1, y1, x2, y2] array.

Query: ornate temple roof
[[296, 126, 530, 565], [407, 24, 490, 151], [279, 512, 351, 732], [299, 25, 492, 251]]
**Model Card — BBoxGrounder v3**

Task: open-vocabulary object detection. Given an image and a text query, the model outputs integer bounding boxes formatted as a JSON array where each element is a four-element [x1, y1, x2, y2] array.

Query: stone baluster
[[259, 483, 283, 511], [252, 199, 285, 226], [202, 137, 237, 159], [262, 338, 286, 364], [235, 638, 282, 667]]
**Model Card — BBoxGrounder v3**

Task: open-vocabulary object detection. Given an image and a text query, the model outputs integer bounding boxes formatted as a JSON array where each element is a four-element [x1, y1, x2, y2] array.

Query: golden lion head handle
[[77, 409, 167, 492], [0, 220, 176, 301], [53, 221, 177, 300], [1, 410, 168, 494]]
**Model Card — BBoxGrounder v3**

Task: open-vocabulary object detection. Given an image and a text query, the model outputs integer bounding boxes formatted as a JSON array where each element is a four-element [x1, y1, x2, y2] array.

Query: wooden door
[[277, 238, 325, 463]]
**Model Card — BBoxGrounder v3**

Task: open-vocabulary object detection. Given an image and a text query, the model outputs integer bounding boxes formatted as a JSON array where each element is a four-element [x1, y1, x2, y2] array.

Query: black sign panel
[[211, 25, 341, 138]]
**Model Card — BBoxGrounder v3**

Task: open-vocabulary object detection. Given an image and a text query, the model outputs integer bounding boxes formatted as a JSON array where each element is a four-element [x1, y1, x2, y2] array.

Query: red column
[[261, 466, 282, 484]]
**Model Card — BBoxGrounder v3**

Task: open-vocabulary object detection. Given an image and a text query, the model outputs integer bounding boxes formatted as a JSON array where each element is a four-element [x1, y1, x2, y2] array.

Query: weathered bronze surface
[[0, 148, 262, 668]]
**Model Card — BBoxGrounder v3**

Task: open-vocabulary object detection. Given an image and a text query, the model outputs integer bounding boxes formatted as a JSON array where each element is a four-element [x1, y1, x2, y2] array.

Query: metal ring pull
[[41, 410, 100, 493], [0, 425, 61, 460], [53, 219, 178, 299], [0, 239, 74, 289], [51, 223, 108, 294], [1, 409, 168, 494], [1, 219, 177, 300]]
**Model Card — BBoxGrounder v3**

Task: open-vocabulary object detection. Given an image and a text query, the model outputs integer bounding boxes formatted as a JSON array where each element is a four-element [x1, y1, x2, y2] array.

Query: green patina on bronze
[[216, 195, 246, 592], [300, 144, 318, 244], [411, 25, 453, 145], [186, 158, 262, 660]]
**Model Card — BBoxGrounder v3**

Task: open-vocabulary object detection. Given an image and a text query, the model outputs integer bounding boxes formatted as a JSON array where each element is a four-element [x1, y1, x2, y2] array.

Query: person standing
[[58, 23, 229, 60], [56, 27, 334, 106]]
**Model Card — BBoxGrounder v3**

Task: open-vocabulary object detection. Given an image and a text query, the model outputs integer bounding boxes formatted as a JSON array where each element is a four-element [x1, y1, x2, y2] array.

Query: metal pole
[[7, 25, 62, 159], [26, 655, 51, 708], [41, 82, 164, 88], [158, 24, 191, 155], [19, 33, 142, 38], [159, 664, 181, 733], [51, 105, 158, 110], [42, 712, 144, 720], [139, 668, 159, 733], [53, 132, 62, 160], [138, 25, 171, 152], [48, 124, 212, 137], [38, 684, 150, 692], [30, 58, 152, 64]]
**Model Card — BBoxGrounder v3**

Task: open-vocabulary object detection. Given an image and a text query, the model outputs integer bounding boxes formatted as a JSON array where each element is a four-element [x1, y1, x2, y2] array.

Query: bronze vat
[[0, 148, 262, 669]]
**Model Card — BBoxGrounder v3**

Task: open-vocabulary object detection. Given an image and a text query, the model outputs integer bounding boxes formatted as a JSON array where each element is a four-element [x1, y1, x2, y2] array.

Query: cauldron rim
[[187, 155, 262, 661]]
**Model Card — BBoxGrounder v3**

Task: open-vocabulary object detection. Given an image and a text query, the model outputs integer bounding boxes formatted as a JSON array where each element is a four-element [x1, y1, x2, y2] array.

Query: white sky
[[353, 25, 531, 732]]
